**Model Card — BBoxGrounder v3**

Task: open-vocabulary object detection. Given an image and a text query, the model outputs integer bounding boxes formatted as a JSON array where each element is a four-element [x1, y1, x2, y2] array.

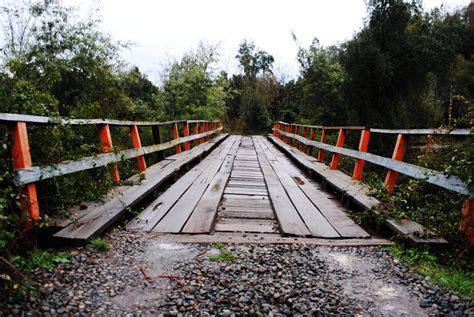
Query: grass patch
[[10, 249, 71, 272], [90, 238, 110, 252], [389, 245, 474, 300], [209, 243, 237, 263]]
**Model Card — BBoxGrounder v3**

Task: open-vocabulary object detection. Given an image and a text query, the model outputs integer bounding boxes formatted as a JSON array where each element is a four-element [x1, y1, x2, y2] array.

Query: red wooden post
[[329, 129, 346, 170], [273, 123, 278, 137], [384, 134, 407, 190], [183, 122, 190, 151], [460, 199, 474, 245], [193, 122, 199, 146], [10, 122, 40, 225], [99, 123, 120, 183], [317, 129, 327, 162], [199, 122, 205, 144], [301, 127, 307, 152], [172, 122, 182, 154], [308, 128, 316, 156], [130, 125, 147, 172], [352, 129, 371, 181], [286, 124, 291, 144], [290, 124, 296, 147]]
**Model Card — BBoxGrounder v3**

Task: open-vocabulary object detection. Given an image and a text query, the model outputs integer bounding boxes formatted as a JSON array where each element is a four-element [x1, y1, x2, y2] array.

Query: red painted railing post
[[273, 122, 278, 137], [10, 122, 40, 225], [172, 122, 181, 154], [199, 122, 205, 144], [329, 129, 346, 170], [172, 122, 182, 154], [317, 129, 327, 162], [384, 134, 407, 190], [130, 125, 147, 172], [460, 199, 474, 245], [290, 124, 296, 147], [308, 128, 316, 156], [352, 129, 371, 181], [183, 122, 190, 151], [98, 123, 120, 183], [193, 122, 199, 146], [301, 127, 307, 152]]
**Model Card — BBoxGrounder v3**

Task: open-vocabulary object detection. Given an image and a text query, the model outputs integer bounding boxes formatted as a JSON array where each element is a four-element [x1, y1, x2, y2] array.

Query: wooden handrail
[[272, 126, 470, 195], [273, 121, 471, 136], [1, 113, 224, 225], [0, 113, 220, 127]]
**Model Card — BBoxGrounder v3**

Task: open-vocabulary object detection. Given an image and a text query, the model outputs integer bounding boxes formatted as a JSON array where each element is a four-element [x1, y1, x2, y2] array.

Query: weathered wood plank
[[253, 137, 311, 236], [16, 130, 225, 185], [0, 112, 220, 127], [254, 136, 340, 238], [128, 136, 238, 232], [52, 134, 229, 243], [214, 218, 277, 233], [261, 137, 369, 238], [220, 210, 274, 219], [152, 137, 241, 233], [272, 130, 469, 195], [267, 134, 447, 243], [181, 136, 242, 233]]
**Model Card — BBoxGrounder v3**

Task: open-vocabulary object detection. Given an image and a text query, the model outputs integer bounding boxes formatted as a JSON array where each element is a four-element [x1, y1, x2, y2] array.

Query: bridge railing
[[272, 121, 472, 239], [0, 113, 223, 225]]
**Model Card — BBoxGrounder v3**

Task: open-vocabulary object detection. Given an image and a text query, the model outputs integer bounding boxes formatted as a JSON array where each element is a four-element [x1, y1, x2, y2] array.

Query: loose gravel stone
[[0, 229, 473, 315]]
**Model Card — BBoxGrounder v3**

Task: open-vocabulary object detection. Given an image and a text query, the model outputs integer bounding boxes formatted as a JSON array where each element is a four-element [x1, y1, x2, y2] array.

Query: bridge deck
[[129, 135, 369, 239]]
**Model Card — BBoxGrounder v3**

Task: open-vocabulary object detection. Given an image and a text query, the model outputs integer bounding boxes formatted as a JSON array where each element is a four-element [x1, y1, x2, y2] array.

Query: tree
[[158, 43, 228, 120], [297, 39, 348, 125], [235, 40, 274, 81]]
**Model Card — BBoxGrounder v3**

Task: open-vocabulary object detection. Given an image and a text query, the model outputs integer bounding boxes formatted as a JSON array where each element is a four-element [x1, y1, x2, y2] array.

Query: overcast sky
[[65, 0, 470, 82]]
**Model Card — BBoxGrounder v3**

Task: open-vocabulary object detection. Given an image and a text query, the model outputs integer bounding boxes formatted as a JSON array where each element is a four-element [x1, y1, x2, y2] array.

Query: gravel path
[[1, 229, 473, 316]]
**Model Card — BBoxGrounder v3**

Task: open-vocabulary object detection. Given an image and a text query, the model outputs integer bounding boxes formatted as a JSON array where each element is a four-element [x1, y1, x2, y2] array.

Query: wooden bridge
[[1, 114, 472, 245]]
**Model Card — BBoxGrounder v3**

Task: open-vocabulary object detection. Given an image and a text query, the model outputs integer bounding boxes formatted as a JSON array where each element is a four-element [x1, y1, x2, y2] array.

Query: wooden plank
[[227, 180, 266, 187], [128, 136, 238, 232], [220, 205, 273, 213], [151, 232, 394, 246], [220, 211, 274, 219], [254, 136, 340, 238], [16, 130, 225, 186], [0, 112, 221, 127], [52, 134, 229, 243], [272, 130, 469, 195], [261, 137, 369, 238], [214, 218, 277, 233], [253, 137, 311, 236], [152, 137, 241, 233], [181, 136, 242, 233], [223, 194, 270, 201], [267, 134, 447, 243], [224, 187, 268, 195]]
